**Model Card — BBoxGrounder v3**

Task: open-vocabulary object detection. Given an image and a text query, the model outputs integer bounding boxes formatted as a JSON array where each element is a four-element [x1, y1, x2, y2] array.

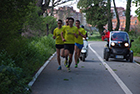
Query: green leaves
[[0, 35, 55, 94], [77, 0, 108, 32]]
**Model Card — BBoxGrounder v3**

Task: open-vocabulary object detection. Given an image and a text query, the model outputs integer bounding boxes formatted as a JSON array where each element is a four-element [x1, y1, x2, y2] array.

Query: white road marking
[[134, 61, 140, 67], [89, 43, 133, 94], [28, 52, 56, 87]]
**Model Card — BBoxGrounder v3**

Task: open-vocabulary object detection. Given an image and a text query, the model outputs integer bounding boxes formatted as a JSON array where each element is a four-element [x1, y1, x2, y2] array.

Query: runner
[[62, 17, 70, 65], [61, 17, 78, 72], [74, 20, 86, 68], [53, 19, 64, 70], [63, 17, 69, 27]]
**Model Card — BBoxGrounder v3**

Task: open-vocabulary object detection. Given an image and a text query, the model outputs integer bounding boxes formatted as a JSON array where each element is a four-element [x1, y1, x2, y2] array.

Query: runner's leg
[[64, 49, 69, 65], [56, 48, 61, 70], [77, 48, 81, 59], [74, 45, 78, 65], [68, 53, 73, 68], [60, 48, 65, 57]]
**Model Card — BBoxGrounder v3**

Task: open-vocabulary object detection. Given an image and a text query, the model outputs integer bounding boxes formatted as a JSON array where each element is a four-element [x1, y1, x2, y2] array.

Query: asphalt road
[[31, 41, 140, 94]]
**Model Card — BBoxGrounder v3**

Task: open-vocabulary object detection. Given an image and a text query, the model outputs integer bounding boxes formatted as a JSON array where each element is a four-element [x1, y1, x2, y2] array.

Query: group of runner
[[53, 17, 86, 72]]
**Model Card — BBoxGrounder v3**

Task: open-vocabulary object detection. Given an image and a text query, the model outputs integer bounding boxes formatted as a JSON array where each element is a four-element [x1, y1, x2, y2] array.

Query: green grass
[[88, 31, 102, 41]]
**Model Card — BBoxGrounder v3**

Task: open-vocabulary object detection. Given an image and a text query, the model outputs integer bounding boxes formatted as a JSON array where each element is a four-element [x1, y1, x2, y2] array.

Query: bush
[[129, 31, 140, 56], [0, 34, 55, 94], [0, 65, 30, 94], [0, 50, 30, 94]]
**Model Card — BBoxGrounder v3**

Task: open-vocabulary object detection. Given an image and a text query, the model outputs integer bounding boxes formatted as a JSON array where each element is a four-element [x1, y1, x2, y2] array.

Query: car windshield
[[111, 32, 128, 41]]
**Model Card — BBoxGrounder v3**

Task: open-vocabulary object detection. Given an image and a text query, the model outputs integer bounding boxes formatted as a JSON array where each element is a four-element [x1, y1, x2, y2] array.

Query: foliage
[[88, 31, 102, 41], [0, 51, 30, 94], [129, 30, 140, 56], [0, 65, 30, 94], [0, 0, 56, 93], [0, 0, 34, 48], [77, 0, 108, 34], [0, 35, 55, 94], [43, 16, 57, 34], [23, 2, 46, 37], [135, 8, 140, 21], [133, 0, 140, 20], [22, 4, 57, 37]]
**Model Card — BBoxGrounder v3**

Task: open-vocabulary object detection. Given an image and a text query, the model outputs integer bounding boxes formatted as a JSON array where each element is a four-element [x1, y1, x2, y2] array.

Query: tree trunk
[[125, 0, 132, 32], [107, 0, 113, 31], [51, 0, 54, 16], [98, 25, 104, 35], [46, 24, 49, 36], [113, 0, 120, 30]]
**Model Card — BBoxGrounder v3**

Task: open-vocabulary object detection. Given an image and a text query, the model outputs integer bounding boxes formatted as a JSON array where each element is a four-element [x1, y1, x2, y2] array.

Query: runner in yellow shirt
[[61, 17, 78, 72], [62, 17, 69, 65], [53, 19, 64, 70], [63, 17, 69, 27], [74, 20, 86, 68]]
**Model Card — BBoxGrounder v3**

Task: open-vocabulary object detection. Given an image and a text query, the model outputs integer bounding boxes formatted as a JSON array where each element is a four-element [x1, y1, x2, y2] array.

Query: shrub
[[0, 50, 30, 94], [0, 34, 55, 93], [0, 65, 30, 94], [129, 31, 140, 56]]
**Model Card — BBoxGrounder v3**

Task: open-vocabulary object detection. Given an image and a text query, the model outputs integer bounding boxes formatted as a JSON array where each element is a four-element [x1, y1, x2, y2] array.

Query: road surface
[[31, 41, 140, 94]]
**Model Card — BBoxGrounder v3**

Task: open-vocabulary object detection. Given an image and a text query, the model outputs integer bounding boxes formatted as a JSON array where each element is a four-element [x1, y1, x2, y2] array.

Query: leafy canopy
[[77, 0, 108, 32]]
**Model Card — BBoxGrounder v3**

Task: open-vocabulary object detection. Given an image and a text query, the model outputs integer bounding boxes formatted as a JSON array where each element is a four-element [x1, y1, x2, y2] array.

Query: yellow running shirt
[[62, 26, 78, 44], [53, 27, 64, 44], [75, 28, 86, 44], [62, 25, 68, 39]]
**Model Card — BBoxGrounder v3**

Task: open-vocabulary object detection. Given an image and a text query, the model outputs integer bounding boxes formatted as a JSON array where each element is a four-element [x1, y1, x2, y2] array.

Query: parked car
[[103, 31, 134, 62]]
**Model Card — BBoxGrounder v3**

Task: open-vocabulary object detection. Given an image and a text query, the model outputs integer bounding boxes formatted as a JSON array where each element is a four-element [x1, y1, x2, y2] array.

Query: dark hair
[[68, 17, 74, 22], [81, 25, 84, 28], [66, 17, 70, 20], [58, 19, 62, 23], [76, 20, 80, 23]]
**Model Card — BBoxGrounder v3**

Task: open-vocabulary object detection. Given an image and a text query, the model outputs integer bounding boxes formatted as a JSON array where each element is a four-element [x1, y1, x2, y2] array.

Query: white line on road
[[134, 61, 140, 67], [89, 43, 133, 94]]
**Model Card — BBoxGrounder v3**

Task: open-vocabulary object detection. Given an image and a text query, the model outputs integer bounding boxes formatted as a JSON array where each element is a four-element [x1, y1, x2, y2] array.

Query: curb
[[28, 52, 56, 87], [134, 57, 140, 64], [134, 60, 140, 63]]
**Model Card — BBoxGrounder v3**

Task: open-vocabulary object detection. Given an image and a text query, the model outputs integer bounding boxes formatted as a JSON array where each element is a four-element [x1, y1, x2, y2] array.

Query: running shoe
[[64, 60, 67, 66], [57, 66, 61, 70], [75, 64, 78, 68], [67, 67, 71, 72], [65, 64, 69, 68]]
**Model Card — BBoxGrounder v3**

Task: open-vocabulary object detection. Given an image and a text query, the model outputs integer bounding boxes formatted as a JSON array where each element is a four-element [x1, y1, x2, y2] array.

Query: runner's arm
[[79, 30, 86, 38], [61, 32, 66, 41], [74, 33, 78, 38], [53, 29, 56, 39]]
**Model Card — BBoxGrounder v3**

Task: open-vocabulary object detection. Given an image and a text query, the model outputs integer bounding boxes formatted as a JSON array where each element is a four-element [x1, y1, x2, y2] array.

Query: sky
[[55, 0, 138, 16]]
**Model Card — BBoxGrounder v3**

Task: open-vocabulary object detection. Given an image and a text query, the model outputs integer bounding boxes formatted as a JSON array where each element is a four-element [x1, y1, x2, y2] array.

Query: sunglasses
[[58, 23, 61, 24]]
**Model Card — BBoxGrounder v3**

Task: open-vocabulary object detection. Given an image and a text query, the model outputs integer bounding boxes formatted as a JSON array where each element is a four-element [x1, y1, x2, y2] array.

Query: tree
[[77, 0, 108, 34], [113, 0, 120, 30], [133, 0, 140, 20], [36, 0, 74, 16], [125, 0, 132, 32], [107, 0, 113, 31], [0, 0, 34, 49]]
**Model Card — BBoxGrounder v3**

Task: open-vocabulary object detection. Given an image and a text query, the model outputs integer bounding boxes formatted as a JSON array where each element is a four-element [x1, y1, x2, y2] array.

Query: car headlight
[[111, 42, 115, 46], [124, 43, 129, 47]]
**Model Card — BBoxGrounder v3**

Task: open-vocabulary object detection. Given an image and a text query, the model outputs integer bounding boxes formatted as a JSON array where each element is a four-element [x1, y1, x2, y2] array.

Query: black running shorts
[[55, 44, 64, 49], [64, 44, 74, 54]]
